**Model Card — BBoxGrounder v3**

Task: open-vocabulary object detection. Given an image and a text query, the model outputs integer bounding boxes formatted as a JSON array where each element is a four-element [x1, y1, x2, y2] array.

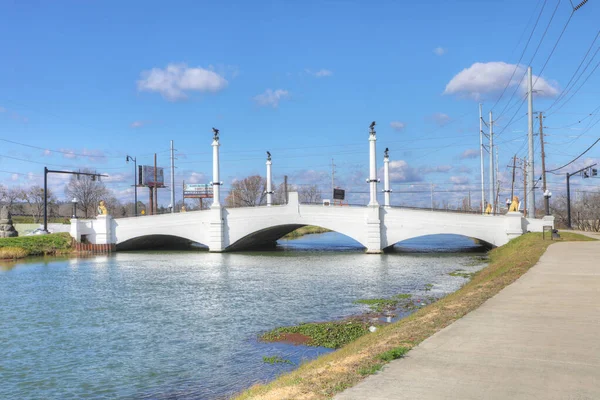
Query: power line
[[490, 0, 548, 112], [546, 135, 600, 173]]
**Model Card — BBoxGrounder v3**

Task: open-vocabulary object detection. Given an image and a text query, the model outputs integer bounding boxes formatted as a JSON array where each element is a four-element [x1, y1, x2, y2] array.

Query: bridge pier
[[208, 206, 225, 252], [365, 206, 383, 254]]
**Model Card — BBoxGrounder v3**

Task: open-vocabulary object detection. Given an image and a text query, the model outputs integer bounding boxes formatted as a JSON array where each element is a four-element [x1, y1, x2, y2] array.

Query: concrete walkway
[[336, 239, 600, 400]]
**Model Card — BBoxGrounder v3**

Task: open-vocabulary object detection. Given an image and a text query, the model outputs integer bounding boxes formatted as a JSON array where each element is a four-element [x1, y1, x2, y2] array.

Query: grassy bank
[[283, 226, 331, 239], [0, 233, 73, 259], [235, 232, 594, 400]]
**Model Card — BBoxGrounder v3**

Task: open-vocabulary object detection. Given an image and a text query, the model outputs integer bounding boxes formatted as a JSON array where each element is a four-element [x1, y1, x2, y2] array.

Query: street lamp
[[71, 198, 78, 218], [505, 198, 511, 212], [126, 155, 138, 217], [543, 190, 552, 216]]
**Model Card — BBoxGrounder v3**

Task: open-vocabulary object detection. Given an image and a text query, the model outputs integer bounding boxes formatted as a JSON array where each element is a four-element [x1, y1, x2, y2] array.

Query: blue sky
[[1, 0, 599, 208]]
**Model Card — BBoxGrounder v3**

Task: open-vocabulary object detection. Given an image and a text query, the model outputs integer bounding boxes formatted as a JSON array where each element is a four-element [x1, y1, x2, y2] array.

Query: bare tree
[[21, 185, 55, 223], [225, 175, 266, 207], [65, 170, 110, 218], [0, 186, 25, 214], [298, 184, 322, 204]]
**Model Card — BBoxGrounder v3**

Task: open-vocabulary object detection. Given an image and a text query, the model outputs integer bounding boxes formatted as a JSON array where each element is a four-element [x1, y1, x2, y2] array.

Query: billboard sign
[[139, 166, 165, 187], [333, 188, 345, 200], [184, 183, 213, 199]]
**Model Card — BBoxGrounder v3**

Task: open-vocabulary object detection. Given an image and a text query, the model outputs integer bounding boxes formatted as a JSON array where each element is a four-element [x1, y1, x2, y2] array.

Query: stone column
[[93, 215, 112, 244], [266, 152, 273, 206], [505, 211, 524, 241], [211, 134, 221, 208], [69, 218, 80, 241], [368, 123, 379, 206], [383, 149, 391, 207]]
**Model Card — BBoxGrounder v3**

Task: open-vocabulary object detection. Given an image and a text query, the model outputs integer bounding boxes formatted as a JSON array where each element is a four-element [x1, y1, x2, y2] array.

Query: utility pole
[[479, 103, 485, 213], [489, 111, 494, 213], [170, 140, 175, 213], [527, 66, 535, 216], [511, 155, 517, 200], [284, 175, 288, 204], [538, 112, 547, 193], [331, 158, 336, 198], [522, 159, 528, 217], [430, 183, 434, 210], [154, 153, 158, 214], [495, 144, 499, 213]]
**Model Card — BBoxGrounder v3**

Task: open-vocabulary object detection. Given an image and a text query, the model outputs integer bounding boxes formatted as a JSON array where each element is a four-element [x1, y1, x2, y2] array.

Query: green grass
[[449, 269, 476, 278], [263, 356, 294, 365], [12, 216, 70, 224], [0, 233, 73, 257], [283, 226, 331, 239], [353, 298, 399, 313], [261, 321, 370, 349], [358, 363, 383, 376], [377, 346, 410, 362]]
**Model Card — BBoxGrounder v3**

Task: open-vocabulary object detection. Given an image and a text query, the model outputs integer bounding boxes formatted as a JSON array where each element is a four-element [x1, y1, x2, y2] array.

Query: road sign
[[333, 188, 345, 200]]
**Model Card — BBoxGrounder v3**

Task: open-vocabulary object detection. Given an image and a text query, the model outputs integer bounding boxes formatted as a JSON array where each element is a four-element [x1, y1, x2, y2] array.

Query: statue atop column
[[212, 127, 220, 141], [266, 151, 271, 161], [384, 147, 389, 158], [370, 121, 376, 136], [97, 200, 108, 215]]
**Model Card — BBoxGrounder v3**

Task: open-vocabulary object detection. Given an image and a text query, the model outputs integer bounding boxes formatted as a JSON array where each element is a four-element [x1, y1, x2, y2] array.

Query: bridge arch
[[116, 234, 207, 251], [226, 223, 366, 251], [385, 233, 492, 252]]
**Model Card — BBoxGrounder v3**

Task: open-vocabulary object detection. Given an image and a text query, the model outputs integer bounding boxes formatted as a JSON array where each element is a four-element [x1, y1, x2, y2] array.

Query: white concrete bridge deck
[[70, 192, 552, 253]]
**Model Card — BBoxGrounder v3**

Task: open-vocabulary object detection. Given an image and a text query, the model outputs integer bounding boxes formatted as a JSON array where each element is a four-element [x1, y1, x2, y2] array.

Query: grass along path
[[0, 233, 73, 259], [234, 232, 595, 400]]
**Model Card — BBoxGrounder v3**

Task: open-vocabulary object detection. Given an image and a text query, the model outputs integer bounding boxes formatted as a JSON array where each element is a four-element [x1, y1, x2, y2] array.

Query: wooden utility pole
[[539, 112, 547, 192], [511, 155, 517, 200], [154, 153, 158, 214]]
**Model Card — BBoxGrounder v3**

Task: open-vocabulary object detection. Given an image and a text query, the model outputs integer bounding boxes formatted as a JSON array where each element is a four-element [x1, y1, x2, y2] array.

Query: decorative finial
[[212, 127, 220, 141], [384, 147, 389, 158], [369, 121, 376, 136], [266, 151, 271, 161]]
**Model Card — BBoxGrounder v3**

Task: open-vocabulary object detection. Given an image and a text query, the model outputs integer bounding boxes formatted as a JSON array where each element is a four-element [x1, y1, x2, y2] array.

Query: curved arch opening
[[385, 234, 492, 254], [227, 224, 364, 252], [116, 234, 207, 251]]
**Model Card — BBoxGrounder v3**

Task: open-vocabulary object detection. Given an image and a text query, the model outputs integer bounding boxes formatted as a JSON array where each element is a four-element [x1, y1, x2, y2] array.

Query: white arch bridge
[[69, 192, 552, 253]]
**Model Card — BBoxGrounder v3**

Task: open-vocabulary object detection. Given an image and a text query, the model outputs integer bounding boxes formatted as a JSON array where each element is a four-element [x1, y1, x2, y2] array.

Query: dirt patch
[[269, 332, 312, 345]]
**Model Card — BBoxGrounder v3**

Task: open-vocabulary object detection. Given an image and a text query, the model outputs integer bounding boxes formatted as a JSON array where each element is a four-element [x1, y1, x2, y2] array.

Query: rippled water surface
[[0, 233, 486, 399]]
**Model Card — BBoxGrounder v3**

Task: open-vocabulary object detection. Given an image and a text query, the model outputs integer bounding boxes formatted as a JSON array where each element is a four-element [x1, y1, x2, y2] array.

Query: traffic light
[[593, 168, 598, 176]]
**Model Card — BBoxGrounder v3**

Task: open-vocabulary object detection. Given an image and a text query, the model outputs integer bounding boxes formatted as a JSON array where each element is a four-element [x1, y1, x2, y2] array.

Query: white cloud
[[291, 169, 329, 184], [385, 160, 422, 183], [253, 89, 290, 108], [58, 148, 106, 161], [11, 174, 18, 181], [187, 172, 207, 184], [450, 176, 470, 185], [305, 69, 333, 78], [137, 63, 228, 101], [459, 149, 479, 159], [390, 121, 406, 131], [428, 112, 451, 126], [421, 165, 452, 174], [42, 149, 51, 157], [444, 61, 559, 100], [433, 47, 446, 56], [130, 121, 147, 128]]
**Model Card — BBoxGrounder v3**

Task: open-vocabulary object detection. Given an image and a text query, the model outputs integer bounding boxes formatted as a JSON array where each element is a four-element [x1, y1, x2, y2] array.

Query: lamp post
[[505, 198, 511, 212], [543, 190, 552, 216], [71, 198, 78, 218], [126, 155, 138, 216]]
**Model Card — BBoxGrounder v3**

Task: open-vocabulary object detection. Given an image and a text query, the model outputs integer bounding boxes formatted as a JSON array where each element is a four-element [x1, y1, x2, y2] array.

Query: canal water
[[0, 233, 486, 399]]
